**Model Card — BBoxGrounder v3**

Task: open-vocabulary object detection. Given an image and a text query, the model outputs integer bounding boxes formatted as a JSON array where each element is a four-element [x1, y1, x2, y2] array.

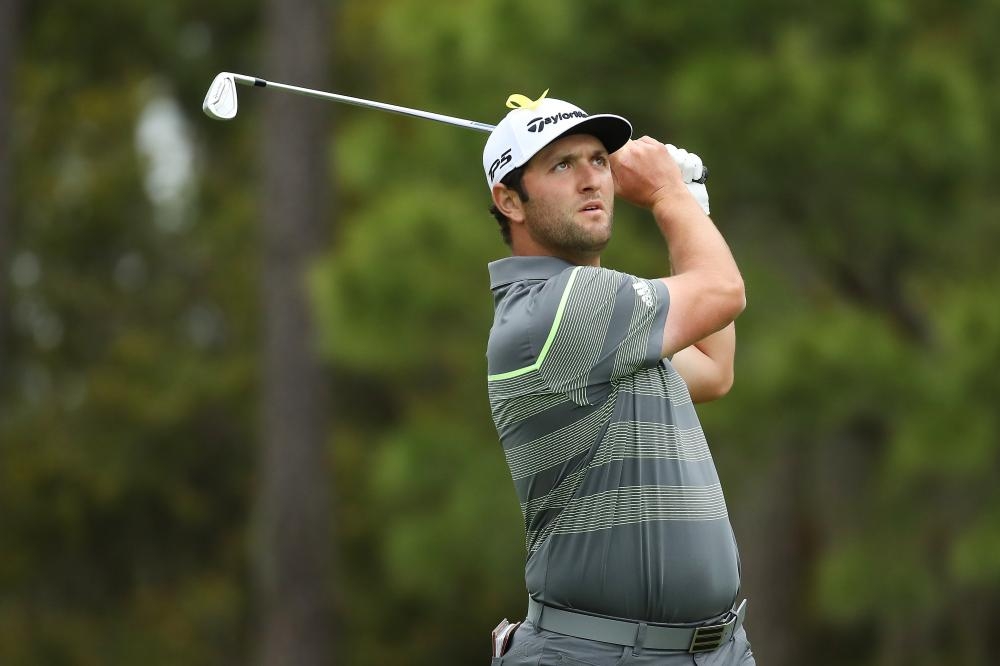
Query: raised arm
[[670, 323, 736, 403], [610, 137, 745, 358]]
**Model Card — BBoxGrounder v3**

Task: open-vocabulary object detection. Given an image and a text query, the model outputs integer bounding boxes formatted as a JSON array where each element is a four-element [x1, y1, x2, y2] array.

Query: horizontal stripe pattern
[[525, 483, 728, 553], [504, 399, 616, 480], [491, 391, 573, 432], [618, 369, 691, 406], [521, 467, 587, 518], [590, 421, 711, 467], [553, 484, 728, 534], [526, 524, 557, 553], [488, 368, 549, 401]]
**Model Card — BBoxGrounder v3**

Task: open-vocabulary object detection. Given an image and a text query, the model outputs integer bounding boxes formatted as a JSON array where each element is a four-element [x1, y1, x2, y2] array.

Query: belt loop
[[526, 597, 543, 625], [633, 622, 648, 655]]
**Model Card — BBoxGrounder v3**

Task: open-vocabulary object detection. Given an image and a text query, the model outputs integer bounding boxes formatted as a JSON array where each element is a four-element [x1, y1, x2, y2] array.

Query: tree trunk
[[0, 0, 21, 387], [738, 441, 812, 666], [256, 0, 335, 663]]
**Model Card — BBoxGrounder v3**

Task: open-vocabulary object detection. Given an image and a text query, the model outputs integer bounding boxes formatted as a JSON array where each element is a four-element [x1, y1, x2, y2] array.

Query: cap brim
[[555, 114, 632, 155]]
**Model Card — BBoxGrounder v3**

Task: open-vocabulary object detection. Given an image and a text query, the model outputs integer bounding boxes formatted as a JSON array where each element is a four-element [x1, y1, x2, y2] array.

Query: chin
[[573, 235, 610, 255], [590, 239, 611, 253], [590, 227, 613, 249]]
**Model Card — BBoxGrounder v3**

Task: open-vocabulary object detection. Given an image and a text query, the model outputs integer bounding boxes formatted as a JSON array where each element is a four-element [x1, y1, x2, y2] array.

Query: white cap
[[483, 91, 632, 189]]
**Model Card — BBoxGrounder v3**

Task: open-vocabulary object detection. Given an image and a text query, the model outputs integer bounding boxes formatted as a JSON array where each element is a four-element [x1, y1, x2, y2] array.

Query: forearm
[[653, 187, 745, 352], [610, 137, 745, 354], [651, 189, 742, 294], [612, 136, 742, 294], [672, 323, 736, 403], [693, 322, 735, 375]]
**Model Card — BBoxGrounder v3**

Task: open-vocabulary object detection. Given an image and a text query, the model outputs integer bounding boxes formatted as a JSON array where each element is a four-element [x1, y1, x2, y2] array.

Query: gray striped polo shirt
[[487, 256, 741, 624]]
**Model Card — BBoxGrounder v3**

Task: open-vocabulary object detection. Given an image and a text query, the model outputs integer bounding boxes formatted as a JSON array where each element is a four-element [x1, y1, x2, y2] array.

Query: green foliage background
[[2, 0, 998, 664]]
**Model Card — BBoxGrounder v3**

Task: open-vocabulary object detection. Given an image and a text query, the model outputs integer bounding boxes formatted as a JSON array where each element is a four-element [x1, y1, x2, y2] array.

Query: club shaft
[[233, 74, 495, 133], [222, 73, 707, 183]]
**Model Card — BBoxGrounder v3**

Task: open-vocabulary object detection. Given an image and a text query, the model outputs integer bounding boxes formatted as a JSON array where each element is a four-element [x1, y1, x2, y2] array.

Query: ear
[[491, 183, 525, 223]]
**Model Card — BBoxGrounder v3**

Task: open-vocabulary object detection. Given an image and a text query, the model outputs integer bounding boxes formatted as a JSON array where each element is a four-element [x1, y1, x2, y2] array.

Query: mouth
[[579, 201, 605, 213]]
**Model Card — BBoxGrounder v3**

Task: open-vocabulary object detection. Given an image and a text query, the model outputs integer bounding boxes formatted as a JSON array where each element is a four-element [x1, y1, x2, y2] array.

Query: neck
[[510, 236, 602, 267], [511, 246, 601, 267]]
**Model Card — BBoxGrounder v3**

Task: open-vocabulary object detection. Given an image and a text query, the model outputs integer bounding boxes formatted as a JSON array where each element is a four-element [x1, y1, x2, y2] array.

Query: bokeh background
[[1, 1, 998, 664]]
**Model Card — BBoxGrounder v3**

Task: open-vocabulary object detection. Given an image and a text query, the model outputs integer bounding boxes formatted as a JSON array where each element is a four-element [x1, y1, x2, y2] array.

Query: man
[[483, 91, 753, 665]]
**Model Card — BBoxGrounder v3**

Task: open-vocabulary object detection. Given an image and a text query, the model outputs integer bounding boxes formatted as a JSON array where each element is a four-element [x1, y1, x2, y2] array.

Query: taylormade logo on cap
[[526, 110, 587, 133], [482, 90, 633, 189]]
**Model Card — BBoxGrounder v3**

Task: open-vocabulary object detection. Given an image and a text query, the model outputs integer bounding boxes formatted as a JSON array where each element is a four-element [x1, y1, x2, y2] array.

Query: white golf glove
[[664, 143, 710, 215]]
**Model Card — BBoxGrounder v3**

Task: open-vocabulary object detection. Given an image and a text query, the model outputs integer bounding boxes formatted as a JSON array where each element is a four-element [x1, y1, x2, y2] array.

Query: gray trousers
[[492, 620, 756, 666]]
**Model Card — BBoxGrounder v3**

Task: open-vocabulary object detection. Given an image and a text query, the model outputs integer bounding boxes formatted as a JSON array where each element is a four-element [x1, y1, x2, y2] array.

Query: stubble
[[524, 199, 614, 256]]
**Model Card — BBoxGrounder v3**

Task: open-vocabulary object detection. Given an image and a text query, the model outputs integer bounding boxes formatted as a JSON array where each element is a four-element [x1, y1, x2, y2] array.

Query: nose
[[577, 161, 602, 192]]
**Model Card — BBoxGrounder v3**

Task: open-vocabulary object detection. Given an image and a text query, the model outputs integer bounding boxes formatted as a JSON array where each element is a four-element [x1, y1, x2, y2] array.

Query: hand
[[686, 182, 710, 215], [664, 144, 705, 184], [664, 144, 710, 214], [610, 136, 687, 209]]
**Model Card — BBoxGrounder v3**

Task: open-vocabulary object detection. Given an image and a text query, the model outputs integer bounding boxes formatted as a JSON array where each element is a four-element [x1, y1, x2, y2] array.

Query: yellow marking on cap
[[506, 89, 549, 110]]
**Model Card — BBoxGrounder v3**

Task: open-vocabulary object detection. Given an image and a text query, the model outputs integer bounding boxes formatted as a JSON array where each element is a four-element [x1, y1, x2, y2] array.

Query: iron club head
[[202, 72, 240, 120]]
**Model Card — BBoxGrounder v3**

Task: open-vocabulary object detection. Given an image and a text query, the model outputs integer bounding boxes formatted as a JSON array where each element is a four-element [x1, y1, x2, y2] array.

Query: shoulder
[[561, 266, 667, 313], [491, 269, 576, 340]]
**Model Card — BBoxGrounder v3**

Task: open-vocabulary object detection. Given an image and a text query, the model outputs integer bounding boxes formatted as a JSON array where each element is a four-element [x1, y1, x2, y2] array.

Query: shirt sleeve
[[536, 266, 669, 404]]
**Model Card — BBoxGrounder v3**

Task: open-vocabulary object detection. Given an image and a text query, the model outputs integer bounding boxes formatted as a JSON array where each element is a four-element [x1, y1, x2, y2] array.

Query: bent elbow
[[692, 367, 735, 404], [724, 275, 746, 320], [713, 368, 736, 401], [717, 368, 735, 398], [692, 381, 730, 404]]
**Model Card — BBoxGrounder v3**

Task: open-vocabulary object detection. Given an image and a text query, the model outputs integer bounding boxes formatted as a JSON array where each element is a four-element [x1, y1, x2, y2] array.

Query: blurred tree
[[0, 1, 259, 664], [0, 0, 20, 391], [312, 1, 1000, 665], [256, 0, 335, 664], [0, 1, 997, 665]]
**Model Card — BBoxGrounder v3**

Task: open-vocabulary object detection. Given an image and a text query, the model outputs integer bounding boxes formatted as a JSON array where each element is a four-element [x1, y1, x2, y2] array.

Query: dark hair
[[488, 166, 529, 247]]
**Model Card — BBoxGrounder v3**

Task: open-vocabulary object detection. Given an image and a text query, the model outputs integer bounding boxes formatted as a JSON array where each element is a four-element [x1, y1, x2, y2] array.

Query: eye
[[553, 160, 569, 172], [593, 155, 608, 167]]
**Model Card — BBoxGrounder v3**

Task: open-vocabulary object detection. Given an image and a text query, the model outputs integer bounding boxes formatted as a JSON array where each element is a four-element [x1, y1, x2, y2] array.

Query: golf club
[[202, 72, 708, 183]]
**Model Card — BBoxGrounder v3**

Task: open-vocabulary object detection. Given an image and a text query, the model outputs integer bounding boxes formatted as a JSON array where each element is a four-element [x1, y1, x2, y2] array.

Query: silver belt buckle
[[688, 617, 730, 653]]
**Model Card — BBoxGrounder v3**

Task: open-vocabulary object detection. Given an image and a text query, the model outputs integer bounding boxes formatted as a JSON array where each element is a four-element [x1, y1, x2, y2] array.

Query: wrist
[[651, 186, 696, 219]]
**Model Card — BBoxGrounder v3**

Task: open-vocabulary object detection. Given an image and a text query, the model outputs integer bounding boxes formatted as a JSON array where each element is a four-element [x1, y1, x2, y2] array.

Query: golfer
[[483, 92, 753, 665]]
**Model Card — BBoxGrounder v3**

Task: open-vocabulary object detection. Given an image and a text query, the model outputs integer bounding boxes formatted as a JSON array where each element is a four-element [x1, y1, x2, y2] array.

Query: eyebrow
[[544, 147, 608, 165]]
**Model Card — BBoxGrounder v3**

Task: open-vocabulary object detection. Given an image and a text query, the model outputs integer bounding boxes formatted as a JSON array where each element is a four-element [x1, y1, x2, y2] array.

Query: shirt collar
[[488, 256, 576, 290]]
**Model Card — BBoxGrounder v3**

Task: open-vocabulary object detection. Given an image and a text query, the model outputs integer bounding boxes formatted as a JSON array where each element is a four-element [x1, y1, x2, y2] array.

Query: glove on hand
[[686, 182, 710, 216], [664, 143, 710, 215]]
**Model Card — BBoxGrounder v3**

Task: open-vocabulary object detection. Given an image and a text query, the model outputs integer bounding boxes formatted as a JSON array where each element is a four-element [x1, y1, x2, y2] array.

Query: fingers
[[611, 136, 684, 208], [664, 144, 704, 183]]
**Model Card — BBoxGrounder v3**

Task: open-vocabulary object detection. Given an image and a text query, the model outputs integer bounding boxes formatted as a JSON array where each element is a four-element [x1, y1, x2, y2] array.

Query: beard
[[523, 198, 614, 256]]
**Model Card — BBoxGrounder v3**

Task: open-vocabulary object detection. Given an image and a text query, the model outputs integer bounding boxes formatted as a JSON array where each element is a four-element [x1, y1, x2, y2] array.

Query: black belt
[[526, 598, 747, 653]]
